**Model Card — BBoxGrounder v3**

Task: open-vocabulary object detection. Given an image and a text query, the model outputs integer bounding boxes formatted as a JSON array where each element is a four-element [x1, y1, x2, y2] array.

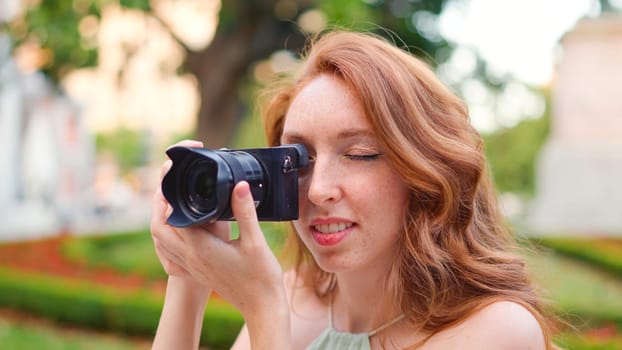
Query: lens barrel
[[162, 147, 266, 227]]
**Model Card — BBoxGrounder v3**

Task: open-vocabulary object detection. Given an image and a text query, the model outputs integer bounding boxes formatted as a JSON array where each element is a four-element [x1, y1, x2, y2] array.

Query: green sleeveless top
[[306, 328, 373, 350], [306, 296, 406, 350]]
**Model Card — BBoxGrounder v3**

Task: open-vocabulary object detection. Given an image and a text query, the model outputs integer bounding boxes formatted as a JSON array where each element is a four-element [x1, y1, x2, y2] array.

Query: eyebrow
[[281, 128, 376, 143]]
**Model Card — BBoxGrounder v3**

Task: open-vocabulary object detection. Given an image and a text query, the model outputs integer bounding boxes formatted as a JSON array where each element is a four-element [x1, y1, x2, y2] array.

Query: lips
[[310, 219, 354, 246]]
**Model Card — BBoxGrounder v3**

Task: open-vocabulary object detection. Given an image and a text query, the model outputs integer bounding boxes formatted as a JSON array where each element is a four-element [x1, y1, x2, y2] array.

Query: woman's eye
[[345, 153, 381, 161]]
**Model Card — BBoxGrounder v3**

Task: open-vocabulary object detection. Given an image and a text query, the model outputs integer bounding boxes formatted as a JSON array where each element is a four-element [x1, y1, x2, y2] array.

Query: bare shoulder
[[426, 301, 546, 350], [468, 301, 546, 349]]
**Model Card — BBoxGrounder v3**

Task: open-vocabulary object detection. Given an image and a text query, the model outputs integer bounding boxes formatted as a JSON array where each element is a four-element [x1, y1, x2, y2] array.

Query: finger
[[153, 224, 191, 265], [159, 159, 173, 182], [166, 139, 204, 153], [151, 187, 171, 226], [153, 236, 186, 270], [231, 181, 265, 248], [160, 140, 203, 189], [161, 140, 203, 183], [186, 220, 231, 242], [159, 140, 203, 214]]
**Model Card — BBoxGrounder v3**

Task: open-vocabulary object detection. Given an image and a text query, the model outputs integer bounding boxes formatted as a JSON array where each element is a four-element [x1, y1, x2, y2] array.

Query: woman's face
[[280, 74, 410, 274]]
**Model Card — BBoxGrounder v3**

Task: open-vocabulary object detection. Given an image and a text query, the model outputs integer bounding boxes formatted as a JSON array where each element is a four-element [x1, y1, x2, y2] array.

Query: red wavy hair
[[260, 31, 558, 349]]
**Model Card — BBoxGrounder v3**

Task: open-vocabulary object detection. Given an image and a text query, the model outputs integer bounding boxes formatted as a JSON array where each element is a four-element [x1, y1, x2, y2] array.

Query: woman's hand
[[151, 141, 293, 349], [151, 140, 209, 286], [150, 140, 286, 316]]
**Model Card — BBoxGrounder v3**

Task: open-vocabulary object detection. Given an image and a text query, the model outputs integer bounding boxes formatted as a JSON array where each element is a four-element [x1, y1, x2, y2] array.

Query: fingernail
[[237, 181, 250, 198]]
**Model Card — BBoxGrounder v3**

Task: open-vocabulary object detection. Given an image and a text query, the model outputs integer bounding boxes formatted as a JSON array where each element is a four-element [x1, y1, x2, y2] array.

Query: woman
[[151, 31, 557, 349]]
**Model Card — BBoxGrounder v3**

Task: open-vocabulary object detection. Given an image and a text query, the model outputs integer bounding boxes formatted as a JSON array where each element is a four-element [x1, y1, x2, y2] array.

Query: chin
[[311, 253, 353, 274]]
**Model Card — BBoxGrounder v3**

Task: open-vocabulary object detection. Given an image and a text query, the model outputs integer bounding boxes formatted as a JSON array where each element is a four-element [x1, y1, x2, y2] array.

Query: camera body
[[162, 144, 308, 227]]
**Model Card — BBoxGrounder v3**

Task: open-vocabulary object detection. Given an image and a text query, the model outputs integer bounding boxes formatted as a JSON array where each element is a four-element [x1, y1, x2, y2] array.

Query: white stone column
[[0, 33, 23, 207], [529, 14, 622, 235]]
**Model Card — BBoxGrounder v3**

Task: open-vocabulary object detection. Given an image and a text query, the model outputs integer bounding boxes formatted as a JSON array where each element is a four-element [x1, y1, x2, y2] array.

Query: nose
[[305, 156, 342, 206]]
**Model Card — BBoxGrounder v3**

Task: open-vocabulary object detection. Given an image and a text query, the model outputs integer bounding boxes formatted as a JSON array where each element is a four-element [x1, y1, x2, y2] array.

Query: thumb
[[231, 181, 265, 247]]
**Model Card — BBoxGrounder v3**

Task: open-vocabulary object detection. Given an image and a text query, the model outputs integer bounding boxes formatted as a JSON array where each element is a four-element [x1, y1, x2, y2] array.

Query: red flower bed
[[0, 234, 165, 293]]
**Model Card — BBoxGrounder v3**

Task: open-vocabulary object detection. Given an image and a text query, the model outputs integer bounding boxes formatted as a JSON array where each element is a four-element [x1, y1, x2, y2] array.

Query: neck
[[331, 263, 401, 334]]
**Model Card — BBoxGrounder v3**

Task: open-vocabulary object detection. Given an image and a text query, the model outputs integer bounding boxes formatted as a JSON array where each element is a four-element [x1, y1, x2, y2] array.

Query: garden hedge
[[0, 267, 243, 349], [535, 237, 622, 278]]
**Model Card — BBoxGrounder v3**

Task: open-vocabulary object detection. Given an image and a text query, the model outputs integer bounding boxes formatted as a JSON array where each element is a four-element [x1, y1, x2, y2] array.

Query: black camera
[[161, 144, 308, 227]]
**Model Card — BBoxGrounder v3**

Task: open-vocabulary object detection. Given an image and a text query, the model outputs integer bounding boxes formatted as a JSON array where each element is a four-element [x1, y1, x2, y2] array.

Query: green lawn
[[0, 314, 150, 350]]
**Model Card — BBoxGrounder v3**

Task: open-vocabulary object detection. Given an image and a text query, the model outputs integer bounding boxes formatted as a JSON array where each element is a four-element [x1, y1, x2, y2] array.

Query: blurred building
[[0, 30, 97, 239], [0, 0, 184, 240], [529, 14, 622, 235]]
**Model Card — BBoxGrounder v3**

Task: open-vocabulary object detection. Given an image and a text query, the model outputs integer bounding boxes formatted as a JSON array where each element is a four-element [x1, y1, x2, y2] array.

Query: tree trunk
[[184, 1, 310, 149], [187, 33, 250, 148]]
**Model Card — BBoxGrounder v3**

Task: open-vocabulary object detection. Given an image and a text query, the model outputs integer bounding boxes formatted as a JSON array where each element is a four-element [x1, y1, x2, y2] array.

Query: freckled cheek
[[366, 175, 404, 201], [375, 176, 409, 227]]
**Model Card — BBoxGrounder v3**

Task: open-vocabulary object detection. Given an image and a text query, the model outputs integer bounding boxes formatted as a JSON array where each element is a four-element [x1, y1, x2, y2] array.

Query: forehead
[[281, 74, 374, 140]]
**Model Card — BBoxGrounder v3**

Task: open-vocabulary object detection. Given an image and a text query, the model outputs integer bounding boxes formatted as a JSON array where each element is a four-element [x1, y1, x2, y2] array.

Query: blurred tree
[[600, 0, 617, 12], [7, 0, 622, 148], [482, 89, 551, 195], [96, 128, 148, 172], [184, 0, 312, 147], [6, 0, 457, 148], [190, 0, 454, 147]]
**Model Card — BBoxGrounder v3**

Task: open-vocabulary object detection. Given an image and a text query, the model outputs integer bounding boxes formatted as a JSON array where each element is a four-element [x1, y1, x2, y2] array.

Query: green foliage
[[0, 317, 145, 350], [5, 231, 622, 348], [8, 1, 97, 80], [119, 0, 151, 11], [230, 113, 267, 149], [363, 0, 451, 66], [0, 225, 289, 348], [61, 230, 167, 281], [555, 332, 622, 350], [0, 267, 243, 349], [6, 1, 151, 81], [95, 128, 149, 172], [533, 237, 622, 278], [483, 113, 550, 195], [0, 267, 162, 333], [319, 0, 380, 30], [525, 244, 622, 329], [62, 226, 288, 281]]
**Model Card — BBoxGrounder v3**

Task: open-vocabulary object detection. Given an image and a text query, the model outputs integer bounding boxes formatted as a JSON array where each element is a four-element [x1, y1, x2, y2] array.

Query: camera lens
[[194, 171, 215, 200], [163, 144, 307, 227], [173, 150, 267, 222], [183, 158, 218, 216]]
